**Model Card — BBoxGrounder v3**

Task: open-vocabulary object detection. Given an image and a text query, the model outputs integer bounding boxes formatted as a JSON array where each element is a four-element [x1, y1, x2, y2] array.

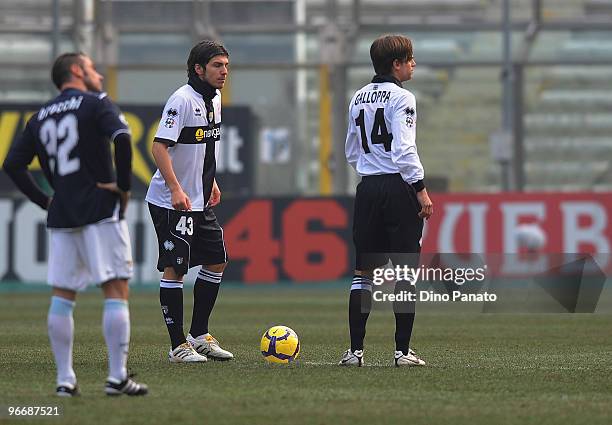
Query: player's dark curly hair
[[370, 35, 413, 75], [187, 40, 229, 78], [51, 52, 85, 89]]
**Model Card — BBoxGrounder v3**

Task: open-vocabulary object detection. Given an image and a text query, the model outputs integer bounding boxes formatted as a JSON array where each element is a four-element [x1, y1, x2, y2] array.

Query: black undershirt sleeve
[[412, 179, 425, 192], [2, 126, 50, 210], [154, 137, 176, 147], [113, 132, 132, 192]]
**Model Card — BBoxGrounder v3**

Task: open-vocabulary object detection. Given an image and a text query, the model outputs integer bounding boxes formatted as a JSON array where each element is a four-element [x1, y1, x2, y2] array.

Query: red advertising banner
[[218, 193, 612, 283], [1, 193, 611, 284], [421, 192, 612, 255]]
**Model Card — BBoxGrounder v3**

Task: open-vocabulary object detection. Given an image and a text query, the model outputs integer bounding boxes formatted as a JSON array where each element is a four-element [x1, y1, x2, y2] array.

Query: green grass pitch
[[1, 286, 611, 425]]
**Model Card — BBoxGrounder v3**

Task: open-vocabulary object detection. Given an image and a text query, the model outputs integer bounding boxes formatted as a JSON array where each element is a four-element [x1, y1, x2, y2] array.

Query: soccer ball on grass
[[260, 325, 300, 363]]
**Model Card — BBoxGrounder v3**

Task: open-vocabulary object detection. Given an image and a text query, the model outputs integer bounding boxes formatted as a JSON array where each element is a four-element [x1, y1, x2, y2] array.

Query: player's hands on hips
[[208, 179, 221, 207], [171, 187, 192, 211], [97, 182, 130, 217], [416, 188, 433, 220]]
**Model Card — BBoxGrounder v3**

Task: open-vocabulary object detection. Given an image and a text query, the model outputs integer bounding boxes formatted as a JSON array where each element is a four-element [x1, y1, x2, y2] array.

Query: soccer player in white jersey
[[146, 40, 233, 362], [340, 35, 433, 367], [3, 53, 147, 396]]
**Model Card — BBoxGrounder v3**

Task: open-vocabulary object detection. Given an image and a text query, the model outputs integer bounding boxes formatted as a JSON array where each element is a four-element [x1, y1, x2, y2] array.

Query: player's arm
[[208, 178, 221, 207], [97, 133, 133, 216], [345, 101, 359, 170], [2, 124, 51, 210], [390, 94, 432, 219], [151, 94, 192, 211], [94, 95, 133, 215], [151, 140, 191, 211]]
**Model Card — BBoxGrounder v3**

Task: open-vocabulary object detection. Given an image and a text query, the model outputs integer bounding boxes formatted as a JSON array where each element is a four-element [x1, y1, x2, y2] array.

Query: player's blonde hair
[[370, 35, 413, 75]]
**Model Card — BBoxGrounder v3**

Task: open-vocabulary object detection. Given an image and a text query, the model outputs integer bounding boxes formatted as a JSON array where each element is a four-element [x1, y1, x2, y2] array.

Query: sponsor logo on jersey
[[194, 107, 202, 116], [195, 126, 221, 142], [195, 128, 204, 141], [163, 240, 175, 251], [176, 257, 184, 265]]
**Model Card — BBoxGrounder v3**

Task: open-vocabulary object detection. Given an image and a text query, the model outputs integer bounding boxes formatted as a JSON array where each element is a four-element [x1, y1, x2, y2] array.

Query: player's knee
[[162, 267, 184, 281], [354, 269, 374, 279], [101, 279, 129, 300], [203, 262, 227, 274]]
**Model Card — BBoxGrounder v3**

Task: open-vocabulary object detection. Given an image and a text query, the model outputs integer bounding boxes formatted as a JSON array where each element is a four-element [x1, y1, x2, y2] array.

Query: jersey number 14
[[355, 108, 393, 153]]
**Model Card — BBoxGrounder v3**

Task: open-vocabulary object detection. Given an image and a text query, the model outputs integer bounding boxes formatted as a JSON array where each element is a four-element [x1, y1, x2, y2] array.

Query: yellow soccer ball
[[260, 325, 300, 363]]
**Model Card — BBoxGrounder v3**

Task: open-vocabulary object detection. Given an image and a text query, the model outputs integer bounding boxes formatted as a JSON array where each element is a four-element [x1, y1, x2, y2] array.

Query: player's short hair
[[370, 35, 413, 75], [187, 40, 229, 78], [51, 52, 85, 89]]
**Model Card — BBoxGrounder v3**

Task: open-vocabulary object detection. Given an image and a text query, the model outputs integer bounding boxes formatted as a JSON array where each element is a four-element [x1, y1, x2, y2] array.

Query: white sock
[[48, 296, 76, 387], [103, 299, 130, 382]]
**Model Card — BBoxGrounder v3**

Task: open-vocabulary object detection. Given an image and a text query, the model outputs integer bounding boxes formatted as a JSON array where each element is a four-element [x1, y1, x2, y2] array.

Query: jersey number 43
[[355, 108, 393, 153]]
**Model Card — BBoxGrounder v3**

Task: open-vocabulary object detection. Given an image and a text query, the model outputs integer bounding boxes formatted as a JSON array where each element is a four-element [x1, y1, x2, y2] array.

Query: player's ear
[[69, 62, 84, 79], [194, 63, 205, 76]]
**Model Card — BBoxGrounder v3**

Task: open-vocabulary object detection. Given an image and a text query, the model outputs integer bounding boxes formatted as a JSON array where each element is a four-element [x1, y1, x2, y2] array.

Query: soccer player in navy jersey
[[3, 53, 147, 396]]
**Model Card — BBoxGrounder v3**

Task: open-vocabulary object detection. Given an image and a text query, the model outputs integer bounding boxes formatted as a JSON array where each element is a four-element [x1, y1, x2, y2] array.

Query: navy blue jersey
[[5, 89, 129, 228]]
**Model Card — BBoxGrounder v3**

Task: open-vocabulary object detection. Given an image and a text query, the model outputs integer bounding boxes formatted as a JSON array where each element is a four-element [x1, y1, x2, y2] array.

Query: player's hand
[[171, 187, 192, 211], [97, 182, 130, 217], [208, 179, 221, 207], [416, 188, 433, 220]]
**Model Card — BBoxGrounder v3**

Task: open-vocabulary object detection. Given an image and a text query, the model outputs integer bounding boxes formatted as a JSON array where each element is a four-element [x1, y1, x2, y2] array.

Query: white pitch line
[[301, 361, 392, 367]]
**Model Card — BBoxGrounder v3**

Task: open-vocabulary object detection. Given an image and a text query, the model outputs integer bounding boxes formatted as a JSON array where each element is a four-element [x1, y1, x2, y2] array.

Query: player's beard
[[83, 72, 102, 92]]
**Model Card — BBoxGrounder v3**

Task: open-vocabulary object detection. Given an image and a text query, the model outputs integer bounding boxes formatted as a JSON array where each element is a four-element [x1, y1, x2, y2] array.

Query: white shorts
[[48, 220, 134, 291]]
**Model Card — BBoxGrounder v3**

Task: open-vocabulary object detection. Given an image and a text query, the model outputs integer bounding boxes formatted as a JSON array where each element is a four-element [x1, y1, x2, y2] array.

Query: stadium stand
[[1, 0, 610, 192]]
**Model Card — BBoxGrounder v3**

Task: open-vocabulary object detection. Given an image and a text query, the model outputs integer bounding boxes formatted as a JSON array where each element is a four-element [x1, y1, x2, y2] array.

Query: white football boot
[[168, 342, 208, 363], [187, 333, 234, 361], [338, 349, 364, 366], [394, 348, 426, 367]]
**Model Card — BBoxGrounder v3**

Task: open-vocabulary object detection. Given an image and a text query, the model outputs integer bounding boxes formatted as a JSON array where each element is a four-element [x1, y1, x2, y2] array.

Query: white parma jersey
[[146, 84, 221, 211], [345, 81, 424, 184]]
